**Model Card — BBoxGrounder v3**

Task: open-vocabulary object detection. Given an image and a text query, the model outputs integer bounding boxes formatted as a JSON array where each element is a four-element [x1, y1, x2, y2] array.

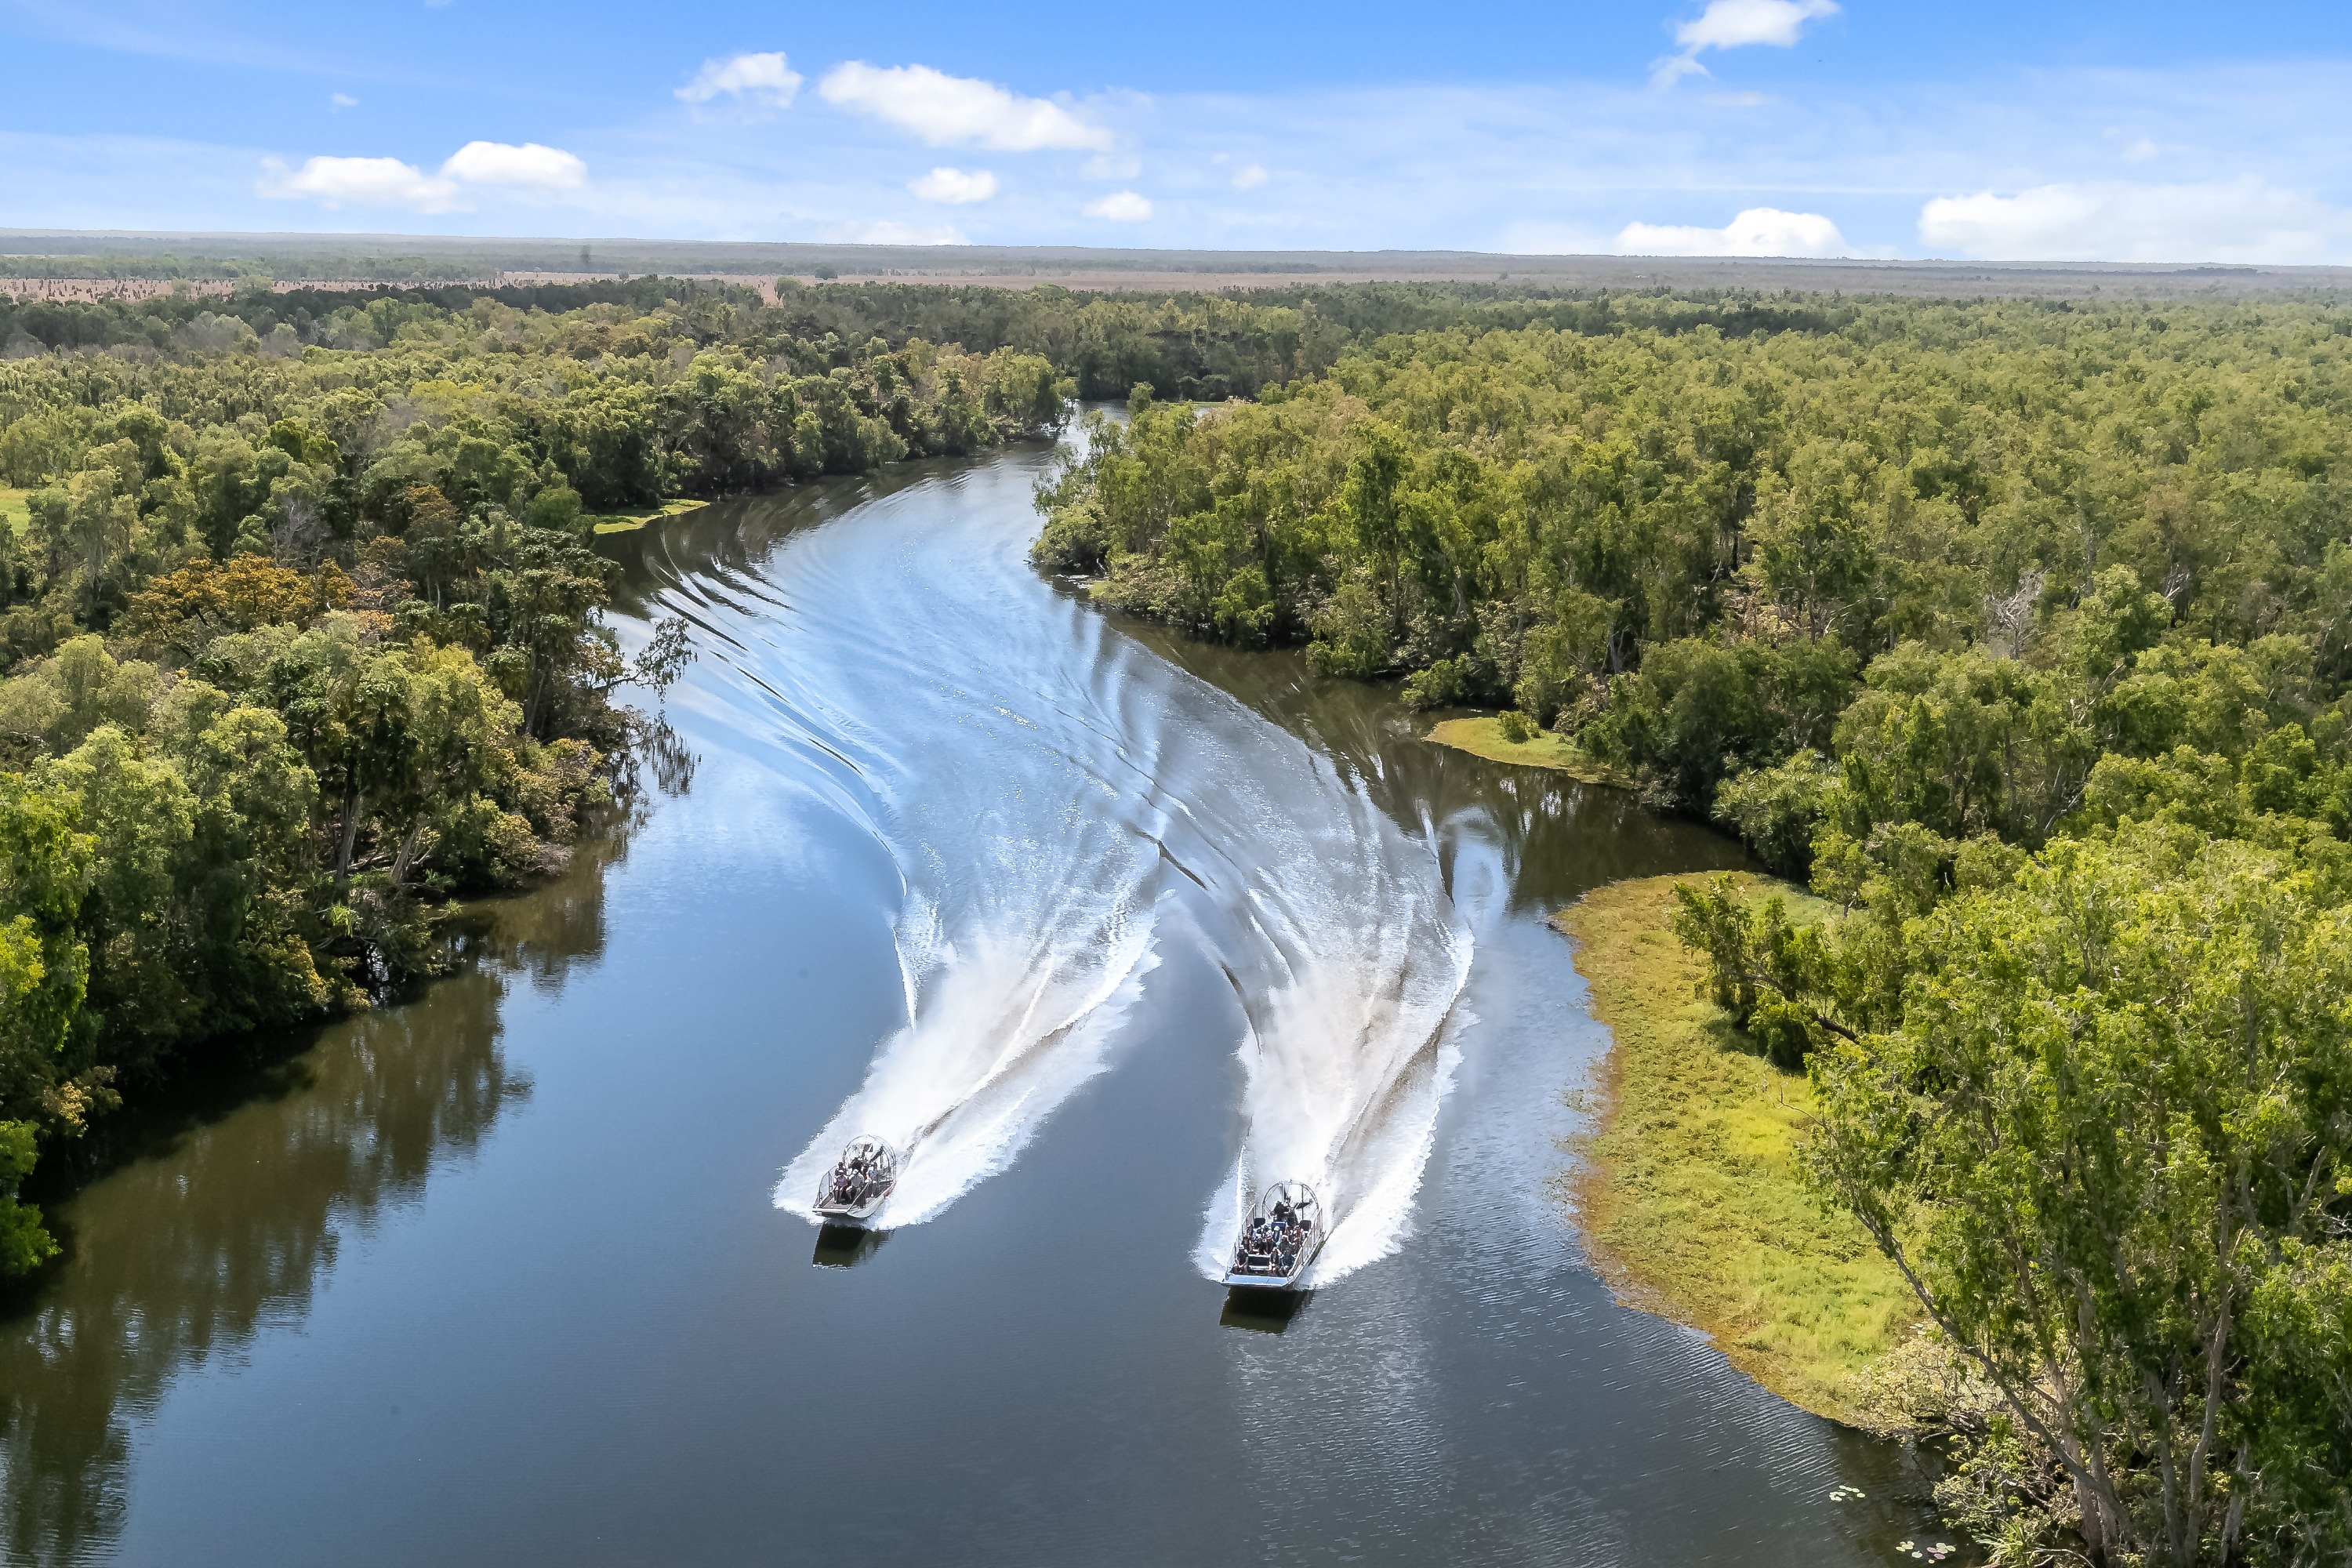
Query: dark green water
[[0, 445, 1944, 1566]]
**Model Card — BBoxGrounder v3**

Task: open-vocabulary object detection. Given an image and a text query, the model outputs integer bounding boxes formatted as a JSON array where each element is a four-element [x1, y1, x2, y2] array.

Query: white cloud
[[818, 62, 1112, 151], [908, 166, 997, 203], [1653, 0, 1838, 89], [835, 220, 967, 245], [677, 51, 801, 109], [1676, 0, 1838, 49], [441, 140, 586, 190], [1083, 190, 1152, 221], [1918, 177, 2347, 263], [1232, 162, 1269, 190], [1614, 205, 1847, 256], [260, 155, 460, 212], [2122, 137, 2160, 164], [260, 139, 587, 210], [329, 92, 358, 110]]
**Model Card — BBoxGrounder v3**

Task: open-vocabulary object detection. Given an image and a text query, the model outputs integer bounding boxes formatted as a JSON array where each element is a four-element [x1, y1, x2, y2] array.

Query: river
[[0, 442, 1942, 1566]]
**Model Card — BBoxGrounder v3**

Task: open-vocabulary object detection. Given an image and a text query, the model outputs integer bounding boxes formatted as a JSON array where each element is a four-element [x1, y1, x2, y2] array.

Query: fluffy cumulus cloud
[[1653, 0, 1839, 88], [260, 140, 586, 212], [1083, 190, 1152, 222], [677, 52, 802, 110], [1918, 178, 2350, 263], [1614, 205, 1847, 256], [818, 62, 1112, 151], [908, 166, 997, 204], [440, 140, 586, 190], [260, 155, 461, 212]]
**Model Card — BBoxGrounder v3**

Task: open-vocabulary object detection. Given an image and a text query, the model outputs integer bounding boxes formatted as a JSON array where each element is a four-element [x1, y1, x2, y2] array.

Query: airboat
[[1222, 1180, 1324, 1290], [813, 1135, 900, 1225]]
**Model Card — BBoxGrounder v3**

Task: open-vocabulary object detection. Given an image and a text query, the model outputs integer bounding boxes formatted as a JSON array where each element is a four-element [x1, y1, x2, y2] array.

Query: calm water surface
[[0, 445, 1941, 1566]]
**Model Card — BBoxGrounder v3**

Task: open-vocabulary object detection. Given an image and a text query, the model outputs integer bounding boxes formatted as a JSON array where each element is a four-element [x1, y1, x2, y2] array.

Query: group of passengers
[[1235, 1195, 1313, 1276], [823, 1143, 891, 1209]]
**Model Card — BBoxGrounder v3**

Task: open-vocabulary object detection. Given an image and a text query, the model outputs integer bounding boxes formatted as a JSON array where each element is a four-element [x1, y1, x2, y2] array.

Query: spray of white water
[[774, 880, 1157, 1225], [631, 470, 1172, 1231], [633, 456, 1470, 1272], [1178, 768, 1474, 1286]]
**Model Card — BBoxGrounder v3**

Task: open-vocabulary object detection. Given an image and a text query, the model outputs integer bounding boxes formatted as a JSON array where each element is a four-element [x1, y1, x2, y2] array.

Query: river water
[[0, 444, 1942, 1566]]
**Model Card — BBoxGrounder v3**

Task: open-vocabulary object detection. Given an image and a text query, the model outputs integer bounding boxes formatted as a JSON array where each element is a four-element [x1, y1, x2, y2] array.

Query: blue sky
[[4, 1, 2352, 261]]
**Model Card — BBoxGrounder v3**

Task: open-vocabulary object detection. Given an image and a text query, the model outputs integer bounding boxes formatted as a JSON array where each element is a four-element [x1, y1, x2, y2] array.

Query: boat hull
[[1221, 1268, 1305, 1290]]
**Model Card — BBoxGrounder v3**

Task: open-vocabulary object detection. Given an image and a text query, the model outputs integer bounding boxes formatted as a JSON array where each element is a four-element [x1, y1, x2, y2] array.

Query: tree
[[26, 468, 136, 620], [117, 556, 354, 661], [265, 616, 423, 883], [0, 774, 94, 1276], [0, 1118, 54, 1276], [1805, 831, 2352, 1566]]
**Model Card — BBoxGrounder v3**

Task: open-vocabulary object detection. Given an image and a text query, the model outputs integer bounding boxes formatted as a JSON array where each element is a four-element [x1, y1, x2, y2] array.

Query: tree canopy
[[1035, 290, 2352, 1566]]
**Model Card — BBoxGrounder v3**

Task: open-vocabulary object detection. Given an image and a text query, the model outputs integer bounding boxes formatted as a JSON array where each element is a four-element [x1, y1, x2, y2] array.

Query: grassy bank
[[1426, 716, 1624, 785], [588, 498, 708, 534], [1555, 873, 1918, 1425]]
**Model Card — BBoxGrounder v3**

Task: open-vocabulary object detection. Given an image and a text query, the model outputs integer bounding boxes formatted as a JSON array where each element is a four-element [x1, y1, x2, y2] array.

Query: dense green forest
[[0, 274, 1099, 1278], [1034, 295, 2352, 1566]]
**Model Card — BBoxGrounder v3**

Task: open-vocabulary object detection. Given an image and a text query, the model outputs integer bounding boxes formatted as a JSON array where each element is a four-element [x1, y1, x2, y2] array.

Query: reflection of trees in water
[[633, 716, 699, 800], [469, 818, 629, 998], [0, 831, 616, 1566]]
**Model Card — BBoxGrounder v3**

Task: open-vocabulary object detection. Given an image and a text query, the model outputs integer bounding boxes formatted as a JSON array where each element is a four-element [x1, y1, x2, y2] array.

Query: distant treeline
[[9, 274, 1875, 405], [0, 255, 496, 284]]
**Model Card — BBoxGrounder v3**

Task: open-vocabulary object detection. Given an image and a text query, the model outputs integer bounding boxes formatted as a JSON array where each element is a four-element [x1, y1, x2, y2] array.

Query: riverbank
[[589, 498, 709, 534], [1554, 873, 1918, 1425], [1425, 716, 1625, 785]]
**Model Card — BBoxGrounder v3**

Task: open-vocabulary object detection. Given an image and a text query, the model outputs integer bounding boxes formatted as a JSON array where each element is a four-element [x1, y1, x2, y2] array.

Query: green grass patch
[[586, 498, 707, 535], [1426, 715, 1625, 786], [1554, 873, 1918, 1425], [0, 488, 31, 532]]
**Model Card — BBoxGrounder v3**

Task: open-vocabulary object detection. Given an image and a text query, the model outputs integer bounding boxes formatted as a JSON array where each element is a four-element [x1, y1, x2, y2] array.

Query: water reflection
[[1219, 1289, 1311, 1334], [0, 834, 622, 1566], [810, 1225, 888, 1269]]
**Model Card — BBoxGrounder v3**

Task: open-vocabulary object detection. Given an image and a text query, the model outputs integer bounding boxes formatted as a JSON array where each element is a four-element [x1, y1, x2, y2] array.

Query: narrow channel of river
[[0, 443, 1940, 1566]]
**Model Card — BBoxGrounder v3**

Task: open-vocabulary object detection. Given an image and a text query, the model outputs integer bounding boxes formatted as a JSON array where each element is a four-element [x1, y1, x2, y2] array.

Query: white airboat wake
[[633, 459, 1472, 1277]]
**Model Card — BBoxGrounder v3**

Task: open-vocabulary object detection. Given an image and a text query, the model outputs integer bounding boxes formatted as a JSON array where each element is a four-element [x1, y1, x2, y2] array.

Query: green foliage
[[1807, 833, 2352, 1566], [1669, 877, 1841, 1069], [0, 1118, 54, 1275], [1711, 750, 1840, 877], [1031, 296, 2352, 837]]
